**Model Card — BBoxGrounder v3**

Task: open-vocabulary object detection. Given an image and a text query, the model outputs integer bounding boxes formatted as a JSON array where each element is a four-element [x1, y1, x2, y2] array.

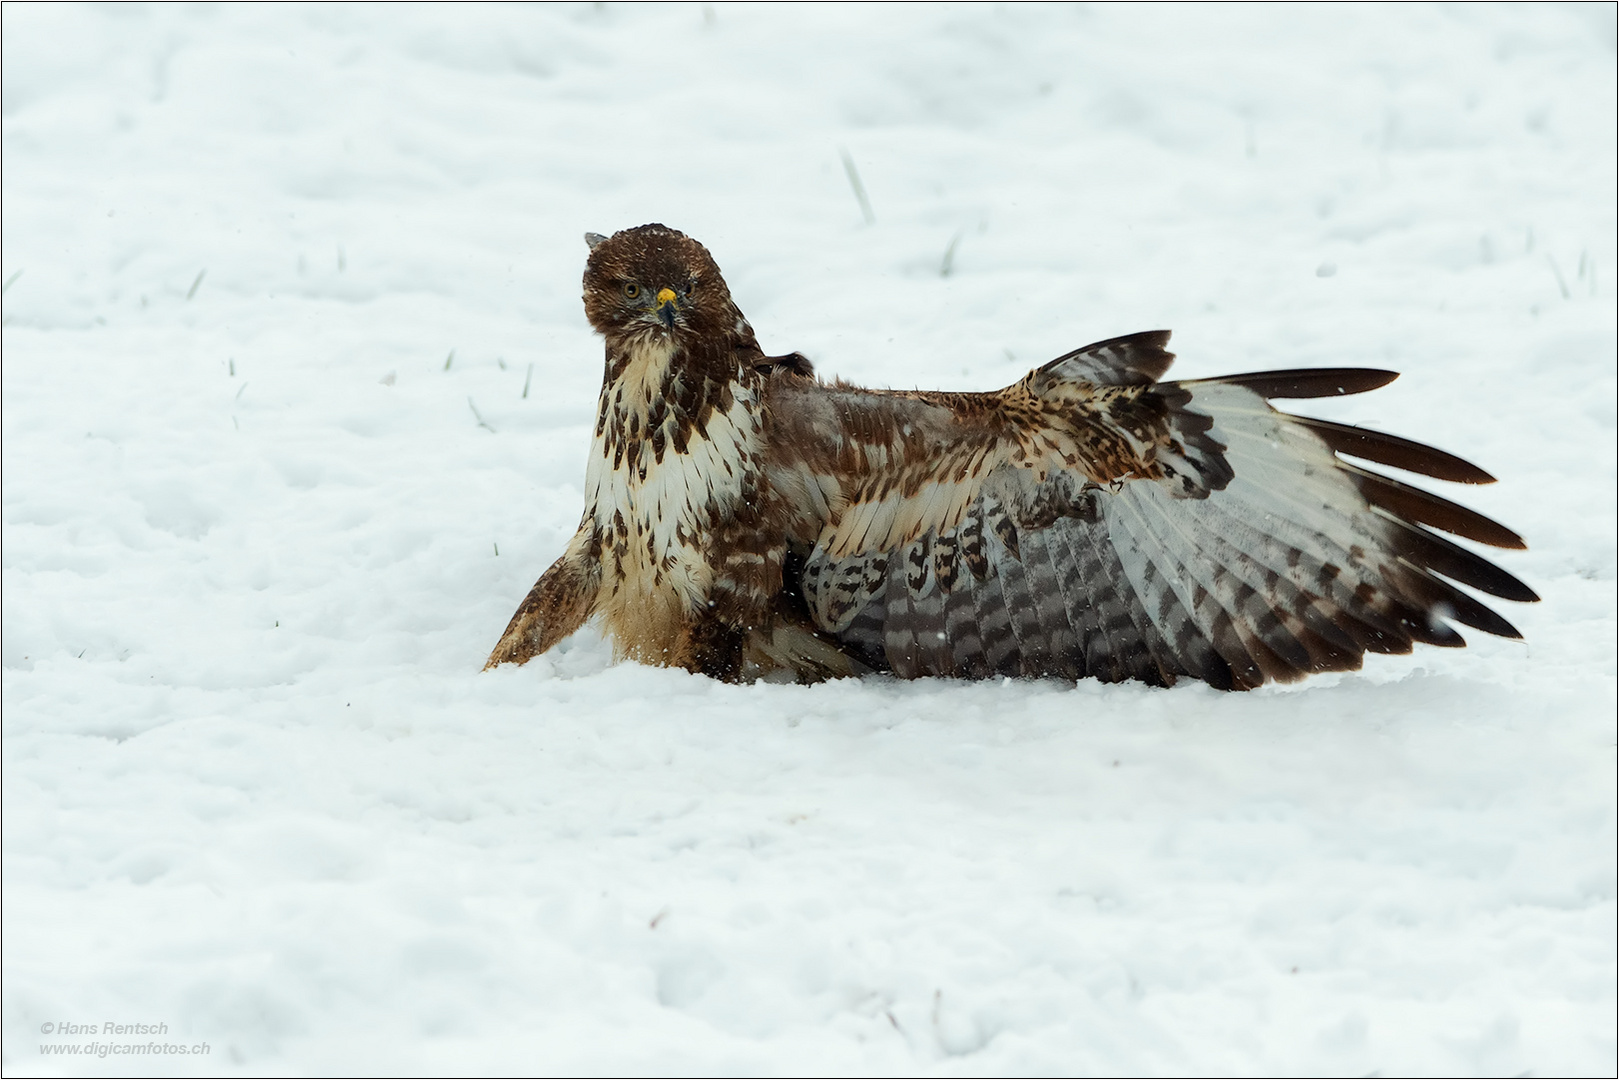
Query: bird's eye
[[621, 281, 641, 300]]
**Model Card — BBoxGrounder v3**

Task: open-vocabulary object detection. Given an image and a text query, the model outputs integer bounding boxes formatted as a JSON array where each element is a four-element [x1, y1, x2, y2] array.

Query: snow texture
[[3, 4, 1614, 1075]]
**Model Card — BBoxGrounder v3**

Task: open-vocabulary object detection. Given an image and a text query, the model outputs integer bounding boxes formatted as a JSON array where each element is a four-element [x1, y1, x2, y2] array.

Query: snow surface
[[3, 3, 1615, 1075]]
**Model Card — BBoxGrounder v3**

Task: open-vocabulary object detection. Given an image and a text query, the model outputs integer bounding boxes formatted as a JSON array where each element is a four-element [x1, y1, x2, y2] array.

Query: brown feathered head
[[581, 224, 735, 345]]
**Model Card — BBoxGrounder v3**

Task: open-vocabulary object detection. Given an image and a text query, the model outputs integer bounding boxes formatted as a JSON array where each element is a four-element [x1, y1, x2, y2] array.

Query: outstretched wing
[[765, 331, 1537, 690]]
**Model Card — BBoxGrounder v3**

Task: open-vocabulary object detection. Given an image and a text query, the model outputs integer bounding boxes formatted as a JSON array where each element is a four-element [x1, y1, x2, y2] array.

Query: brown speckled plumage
[[486, 224, 1536, 689]]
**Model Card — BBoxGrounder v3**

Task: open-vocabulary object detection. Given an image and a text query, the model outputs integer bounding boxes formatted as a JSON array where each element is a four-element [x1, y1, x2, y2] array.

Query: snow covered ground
[[3, 3, 1614, 1075]]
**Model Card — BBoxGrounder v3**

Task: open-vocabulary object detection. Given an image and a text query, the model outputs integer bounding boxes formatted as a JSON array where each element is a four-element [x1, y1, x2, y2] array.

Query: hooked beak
[[655, 287, 678, 329]]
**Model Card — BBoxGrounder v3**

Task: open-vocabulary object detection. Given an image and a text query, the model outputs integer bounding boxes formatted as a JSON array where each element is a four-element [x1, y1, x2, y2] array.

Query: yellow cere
[[656, 287, 677, 305]]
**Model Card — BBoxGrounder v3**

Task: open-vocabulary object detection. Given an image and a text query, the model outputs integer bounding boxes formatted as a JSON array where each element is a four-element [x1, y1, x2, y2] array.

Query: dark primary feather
[[1199, 368, 1400, 399], [1290, 415, 1498, 484]]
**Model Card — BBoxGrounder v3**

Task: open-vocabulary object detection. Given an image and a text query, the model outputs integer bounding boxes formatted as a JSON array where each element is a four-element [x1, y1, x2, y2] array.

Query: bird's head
[[581, 224, 734, 347]]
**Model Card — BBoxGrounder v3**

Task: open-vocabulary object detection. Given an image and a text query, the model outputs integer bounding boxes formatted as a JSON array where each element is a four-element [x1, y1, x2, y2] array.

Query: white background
[[4, 4, 1614, 1075]]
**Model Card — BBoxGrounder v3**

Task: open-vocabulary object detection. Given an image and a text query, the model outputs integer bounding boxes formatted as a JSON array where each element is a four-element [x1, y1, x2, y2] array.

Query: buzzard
[[486, 224, 1536, 690]]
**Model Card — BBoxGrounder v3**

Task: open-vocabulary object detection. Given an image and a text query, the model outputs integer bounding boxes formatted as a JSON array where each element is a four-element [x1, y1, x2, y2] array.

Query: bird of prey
[[485, 223, 1536, 690]]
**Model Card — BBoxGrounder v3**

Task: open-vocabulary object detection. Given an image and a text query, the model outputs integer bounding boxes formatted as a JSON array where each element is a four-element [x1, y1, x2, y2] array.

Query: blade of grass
[[940, 231, 963, 277], [840, 148, 875, 225], [1546, 254, 1570, 299]]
